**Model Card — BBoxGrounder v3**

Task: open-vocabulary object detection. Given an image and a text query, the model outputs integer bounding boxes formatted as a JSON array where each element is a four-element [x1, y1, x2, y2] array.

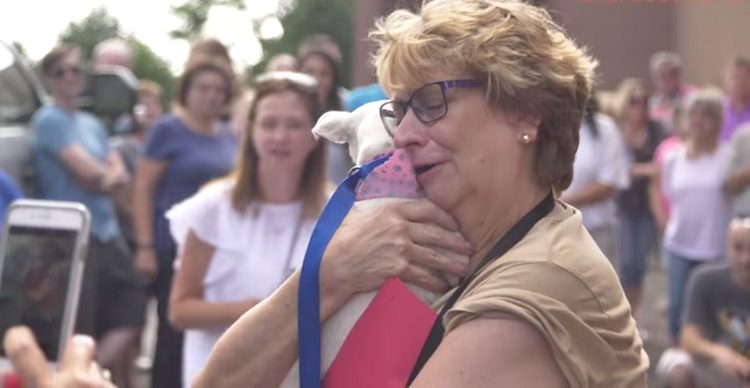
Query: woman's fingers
[[322, 199, 472, 298], [397, 200, 461, 232], [3, 328, 110, 388], [59, 335, 96, 374], [399, 263, 450, 294], [3, 326, 52, 388], [403, 234, 469, 277], [61, 335, 110, 388], [407, 221, 473, 255]]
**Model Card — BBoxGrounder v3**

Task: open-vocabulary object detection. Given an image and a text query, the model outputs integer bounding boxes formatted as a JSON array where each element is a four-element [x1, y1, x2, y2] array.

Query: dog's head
[[312, 100, 393, 165]]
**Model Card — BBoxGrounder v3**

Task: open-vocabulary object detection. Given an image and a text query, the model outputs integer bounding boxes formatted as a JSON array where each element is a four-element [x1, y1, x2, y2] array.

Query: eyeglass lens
[[381, 83, 447, 136]]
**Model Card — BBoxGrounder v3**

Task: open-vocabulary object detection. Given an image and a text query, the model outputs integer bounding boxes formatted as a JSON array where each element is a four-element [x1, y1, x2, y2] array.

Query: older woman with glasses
[[3, 2, 648, 387], [166, 72, 328, 387], [194, 1, 647, 387]]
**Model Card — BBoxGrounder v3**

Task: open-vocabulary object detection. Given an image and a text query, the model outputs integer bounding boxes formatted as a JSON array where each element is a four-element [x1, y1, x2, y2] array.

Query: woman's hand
[[3, 326, 115, 388], [134, 248, 158, 281], [319, 200, 472, 315], [712, 345, 750, 382]]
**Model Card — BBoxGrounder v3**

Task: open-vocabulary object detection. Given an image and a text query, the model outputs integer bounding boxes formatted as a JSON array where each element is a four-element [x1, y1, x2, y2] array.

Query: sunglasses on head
[[254, 71, 319, 93], [51, 65, 82, 79]]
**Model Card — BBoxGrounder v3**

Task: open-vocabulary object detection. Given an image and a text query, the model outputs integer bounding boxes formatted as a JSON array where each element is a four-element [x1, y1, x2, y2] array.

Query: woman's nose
[[393, 110, 427, 149]]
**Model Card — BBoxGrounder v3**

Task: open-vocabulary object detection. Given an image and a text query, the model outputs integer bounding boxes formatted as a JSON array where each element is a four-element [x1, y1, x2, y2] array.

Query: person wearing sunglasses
[[609, 79, 666, 317], [30, 44, 146, 386]]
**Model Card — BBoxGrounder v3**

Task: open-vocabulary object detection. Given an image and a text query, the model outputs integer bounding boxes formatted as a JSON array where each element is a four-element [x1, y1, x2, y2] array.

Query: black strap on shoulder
[[406, 192, 555, 385]]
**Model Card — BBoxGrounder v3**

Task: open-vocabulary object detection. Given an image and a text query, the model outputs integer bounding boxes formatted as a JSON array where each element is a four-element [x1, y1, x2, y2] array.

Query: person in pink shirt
[[651, 103, 687, 232]]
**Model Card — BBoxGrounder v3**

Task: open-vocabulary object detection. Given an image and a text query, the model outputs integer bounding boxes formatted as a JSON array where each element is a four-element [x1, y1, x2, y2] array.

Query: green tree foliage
[[252, 0, 353, 87], [170, 0, 246, 40], [58, 7, 121, 61], [128, 39, 175, 106], [57, 7, 175, 105]]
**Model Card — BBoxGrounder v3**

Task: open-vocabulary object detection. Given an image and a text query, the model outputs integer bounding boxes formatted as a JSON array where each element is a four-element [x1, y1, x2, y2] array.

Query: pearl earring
[[520, 133, 532, 144]]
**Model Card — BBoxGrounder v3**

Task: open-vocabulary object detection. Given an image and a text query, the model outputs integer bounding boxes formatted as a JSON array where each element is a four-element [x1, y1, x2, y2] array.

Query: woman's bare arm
[[169, 230, 259, 330], [193, 200, 472, 388], [411, 318, 568, 388], [132, 158, 168, 280]]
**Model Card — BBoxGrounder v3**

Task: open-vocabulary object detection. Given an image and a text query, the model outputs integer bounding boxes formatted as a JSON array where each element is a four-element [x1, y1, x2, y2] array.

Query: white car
[[0, 40, 47, 195]]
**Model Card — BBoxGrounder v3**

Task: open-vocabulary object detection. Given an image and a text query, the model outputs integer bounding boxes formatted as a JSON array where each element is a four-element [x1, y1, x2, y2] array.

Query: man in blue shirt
[[31, 44, 145, 386]]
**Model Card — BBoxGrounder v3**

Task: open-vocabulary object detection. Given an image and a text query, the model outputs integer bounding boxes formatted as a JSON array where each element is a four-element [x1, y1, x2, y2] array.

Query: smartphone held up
[[0, 200, 90, 369]]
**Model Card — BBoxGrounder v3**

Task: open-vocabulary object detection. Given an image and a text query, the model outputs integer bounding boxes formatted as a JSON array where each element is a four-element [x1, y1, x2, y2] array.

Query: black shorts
[[76, 235, 147, 338]]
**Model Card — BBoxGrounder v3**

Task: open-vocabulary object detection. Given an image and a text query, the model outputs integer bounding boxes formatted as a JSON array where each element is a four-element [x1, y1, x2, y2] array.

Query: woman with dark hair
[[561, 93, 630, 270], [132, 58, 237, 388], [612, 79, 666, 314], [298, 34, 352, 183]]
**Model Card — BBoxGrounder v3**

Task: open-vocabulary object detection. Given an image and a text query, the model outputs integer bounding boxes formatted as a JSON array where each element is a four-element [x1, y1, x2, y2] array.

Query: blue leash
[[298, 154, 390, 388]]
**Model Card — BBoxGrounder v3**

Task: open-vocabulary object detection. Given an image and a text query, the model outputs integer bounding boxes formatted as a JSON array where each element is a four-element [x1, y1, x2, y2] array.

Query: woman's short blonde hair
[[685, 88, 725, 134], [370, 0, 597, 191]]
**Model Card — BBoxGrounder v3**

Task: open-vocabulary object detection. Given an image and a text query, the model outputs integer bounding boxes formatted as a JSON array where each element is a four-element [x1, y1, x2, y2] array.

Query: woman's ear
[[509, 111, 541, 143]]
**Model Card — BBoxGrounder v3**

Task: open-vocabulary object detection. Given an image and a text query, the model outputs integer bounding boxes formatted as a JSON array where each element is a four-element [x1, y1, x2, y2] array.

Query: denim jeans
[[619, 212, 656, 288], [666, 250, 704, 342]]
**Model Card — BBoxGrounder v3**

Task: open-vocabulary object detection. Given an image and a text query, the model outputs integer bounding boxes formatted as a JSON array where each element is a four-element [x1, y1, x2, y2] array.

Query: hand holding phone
[[3, 325, 114, 388], [0, 200, 90, 370]]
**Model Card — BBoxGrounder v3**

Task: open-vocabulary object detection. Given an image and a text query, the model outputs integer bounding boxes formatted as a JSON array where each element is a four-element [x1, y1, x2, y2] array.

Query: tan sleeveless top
[[435, 202, 648, 387]]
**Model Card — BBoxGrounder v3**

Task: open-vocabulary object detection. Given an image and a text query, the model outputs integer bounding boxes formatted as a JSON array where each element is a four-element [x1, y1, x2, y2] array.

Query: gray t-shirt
[[683, 263, 750, 357]]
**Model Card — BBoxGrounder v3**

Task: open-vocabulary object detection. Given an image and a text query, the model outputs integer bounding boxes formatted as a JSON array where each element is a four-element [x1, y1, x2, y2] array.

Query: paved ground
[[639, 255, 671, 388]]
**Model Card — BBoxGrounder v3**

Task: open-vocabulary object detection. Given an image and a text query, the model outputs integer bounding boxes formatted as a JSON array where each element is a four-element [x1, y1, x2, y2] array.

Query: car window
[[0, 44, 39, 125]]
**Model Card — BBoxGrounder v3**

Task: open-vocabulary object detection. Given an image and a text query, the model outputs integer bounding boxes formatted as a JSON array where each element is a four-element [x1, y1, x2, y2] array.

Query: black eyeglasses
[[379, 79, 482, 137], [51, 65, 82, 79]]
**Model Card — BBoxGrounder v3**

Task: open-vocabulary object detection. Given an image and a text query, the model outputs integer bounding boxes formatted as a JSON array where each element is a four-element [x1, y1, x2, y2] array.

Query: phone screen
[[0, 226, 78, 360]]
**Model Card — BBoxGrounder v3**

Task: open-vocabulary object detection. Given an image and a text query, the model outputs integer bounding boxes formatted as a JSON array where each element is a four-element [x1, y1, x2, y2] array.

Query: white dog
[[279, 101, 467, 387]]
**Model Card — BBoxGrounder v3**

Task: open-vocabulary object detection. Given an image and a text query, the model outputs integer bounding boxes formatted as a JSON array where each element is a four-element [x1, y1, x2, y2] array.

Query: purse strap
[[407, 192, 556, 385]]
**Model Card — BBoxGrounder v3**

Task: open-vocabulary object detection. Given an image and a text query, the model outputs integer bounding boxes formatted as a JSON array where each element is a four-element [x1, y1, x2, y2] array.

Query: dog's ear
[[312, 110, 354, 144], [353, 101, 395, 164]]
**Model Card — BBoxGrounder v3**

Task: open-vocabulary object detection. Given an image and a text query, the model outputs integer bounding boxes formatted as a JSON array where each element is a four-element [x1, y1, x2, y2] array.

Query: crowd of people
[[0, 0, 749, 387], [1, 33, 351, 388]]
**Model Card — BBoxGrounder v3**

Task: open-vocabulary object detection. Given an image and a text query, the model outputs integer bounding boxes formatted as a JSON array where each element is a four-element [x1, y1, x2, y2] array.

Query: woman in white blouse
[[561, 97, 630, 269], [658, 88, 730, 344], [166, 72, 328, 387]]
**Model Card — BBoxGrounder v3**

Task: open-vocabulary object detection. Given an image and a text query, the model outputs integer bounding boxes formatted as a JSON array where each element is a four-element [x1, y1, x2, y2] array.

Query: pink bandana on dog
[[355, 149, 424, 200]]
